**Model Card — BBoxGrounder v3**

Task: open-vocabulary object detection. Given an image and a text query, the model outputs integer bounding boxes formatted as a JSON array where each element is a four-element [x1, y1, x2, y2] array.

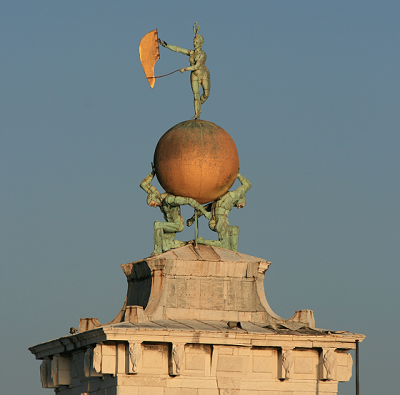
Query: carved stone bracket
[[170, 343, 185, 376], [128, 342, 142, 374], [40, 354, 71, 388], [84, 346, 103, 378], [93, 344, 102, 374], [40, 357, 55, 388], [51, 354, 58, 387], [321, 348, 336, 380], [278, 348, 294, 380]]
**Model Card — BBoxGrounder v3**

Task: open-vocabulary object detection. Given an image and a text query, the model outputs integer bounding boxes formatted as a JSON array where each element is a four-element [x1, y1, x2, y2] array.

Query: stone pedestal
[[30, 245, 364, 394]]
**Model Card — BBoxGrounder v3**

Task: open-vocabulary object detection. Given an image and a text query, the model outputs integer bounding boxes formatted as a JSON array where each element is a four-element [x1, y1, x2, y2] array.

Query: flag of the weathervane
[[139, 29, 160, 88]]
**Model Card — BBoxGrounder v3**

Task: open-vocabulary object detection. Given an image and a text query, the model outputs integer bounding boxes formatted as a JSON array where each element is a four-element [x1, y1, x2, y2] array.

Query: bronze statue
[[187, 173, 252, 251], [160, 22, 210, 119], [140, 165, 212, 255]]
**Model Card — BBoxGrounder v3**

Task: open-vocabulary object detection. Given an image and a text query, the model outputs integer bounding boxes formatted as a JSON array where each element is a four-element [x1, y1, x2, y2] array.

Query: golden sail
[[139, 30, 160, 88]]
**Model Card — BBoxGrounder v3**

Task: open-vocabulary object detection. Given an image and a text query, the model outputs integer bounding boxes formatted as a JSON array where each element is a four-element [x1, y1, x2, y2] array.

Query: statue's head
[[236, 196, 246, 209], [147, 192, 162, 207], [194, 34, 204, 47], [193, 22, 204, 47]]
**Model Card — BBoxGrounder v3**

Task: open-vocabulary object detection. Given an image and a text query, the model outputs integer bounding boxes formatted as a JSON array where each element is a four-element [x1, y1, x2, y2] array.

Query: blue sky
[[1, 1, 399, 394]]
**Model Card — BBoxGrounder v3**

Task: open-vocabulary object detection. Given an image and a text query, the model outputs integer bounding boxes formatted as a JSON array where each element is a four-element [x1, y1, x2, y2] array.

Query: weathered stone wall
[[47, 341, 352, 395]]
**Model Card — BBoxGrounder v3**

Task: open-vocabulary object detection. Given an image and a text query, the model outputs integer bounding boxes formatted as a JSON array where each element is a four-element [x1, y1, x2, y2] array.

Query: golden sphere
[[154, 120, 239, 204]]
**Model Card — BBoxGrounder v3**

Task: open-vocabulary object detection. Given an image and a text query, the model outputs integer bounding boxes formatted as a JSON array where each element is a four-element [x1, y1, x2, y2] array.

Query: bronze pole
[[356, 340, 359, 395]]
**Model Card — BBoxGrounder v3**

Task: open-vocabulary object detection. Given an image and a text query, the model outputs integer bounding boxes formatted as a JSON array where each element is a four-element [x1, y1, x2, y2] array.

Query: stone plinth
[[29, 245, 364, 394]]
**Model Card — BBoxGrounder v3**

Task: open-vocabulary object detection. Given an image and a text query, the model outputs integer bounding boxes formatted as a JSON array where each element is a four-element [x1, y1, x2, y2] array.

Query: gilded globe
[[153, 120, 239, 204]]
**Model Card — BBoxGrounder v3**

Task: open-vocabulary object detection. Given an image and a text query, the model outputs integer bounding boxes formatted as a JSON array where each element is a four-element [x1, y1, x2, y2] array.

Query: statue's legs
[[229, 226, 239, 252], [197, 217, 231, 250], [191, 73, 201, 118], [153, 218, 184, 254], [153, 226, 163, 255], [200, 72, 210, 104]]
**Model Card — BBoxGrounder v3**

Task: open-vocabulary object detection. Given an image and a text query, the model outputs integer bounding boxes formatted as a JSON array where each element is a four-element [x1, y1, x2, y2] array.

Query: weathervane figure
[[159, 22, 210, 119]]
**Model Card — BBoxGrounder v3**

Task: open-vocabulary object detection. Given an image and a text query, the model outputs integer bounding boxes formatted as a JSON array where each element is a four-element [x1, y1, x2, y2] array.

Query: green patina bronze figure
[[187, 173, 252, 251], [140, 165, 212, 255], [160, 22, 210, 119]]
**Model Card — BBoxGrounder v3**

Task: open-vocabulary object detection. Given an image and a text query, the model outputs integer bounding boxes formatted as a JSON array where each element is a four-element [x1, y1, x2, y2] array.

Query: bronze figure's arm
[[160, 40, 190, 56], [186, 203, 212, 227], [235, 173, 252, 199], [166, 196, 212, 219], [140, 165, 161, 199]]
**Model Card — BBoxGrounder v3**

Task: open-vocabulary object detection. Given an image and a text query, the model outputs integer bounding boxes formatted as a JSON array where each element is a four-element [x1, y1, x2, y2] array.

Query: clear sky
[[1, 1, 399, 394]]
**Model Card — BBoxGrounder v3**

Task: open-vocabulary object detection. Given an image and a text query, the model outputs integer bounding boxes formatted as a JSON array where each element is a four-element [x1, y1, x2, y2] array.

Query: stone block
[[198, 390, 219, 395], [217, 355, 246, 373], [252, 355, 272, 373], [336, 352, 353, 382], [168, 278, 201, 309], [294, 356, 314, 374], [215, 377, 241, 389], [141, 343, 168, 374], [102, 344, 116, 375], [218, 347, 234, 355], [57, 355, 72, 385], [117, 375, 167, 387], [200, 279, 225, 310], [117, 387, 139, 395], [292, 350, 318, 379], [185, 353, 205, 371], [138, 387, 164, 395], [116, 343, 125, 374], [220, 390, 240, 395]]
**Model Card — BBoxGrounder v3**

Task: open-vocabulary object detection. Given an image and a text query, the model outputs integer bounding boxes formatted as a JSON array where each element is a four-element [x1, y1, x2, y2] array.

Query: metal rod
[[356, 340, 359, 395], [194, 210, 198, 246], [149, 69, 180, 79]]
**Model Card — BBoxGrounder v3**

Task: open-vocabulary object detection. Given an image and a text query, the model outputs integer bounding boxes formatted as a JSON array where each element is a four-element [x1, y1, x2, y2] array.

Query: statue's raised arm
[[233, 173, 252, 205], [160, 40, 191, 56]]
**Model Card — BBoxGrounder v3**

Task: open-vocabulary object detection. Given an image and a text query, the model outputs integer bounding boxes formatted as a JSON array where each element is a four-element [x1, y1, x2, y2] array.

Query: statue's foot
[[172, 240, 186, 249], [192, 110, 202, 119]]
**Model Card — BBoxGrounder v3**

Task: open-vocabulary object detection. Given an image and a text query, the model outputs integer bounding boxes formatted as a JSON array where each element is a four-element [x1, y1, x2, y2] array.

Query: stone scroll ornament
[[282, 349, 294, 379], [40, 359, 48, 388], [140, 22, 210, 119], [172, 344, 185, 374], [129, 343, 142, 373], [51, 355, 58, 387], [323, 349, 336, 380], [93, 344, 102, 374], [84, 348, 91, 377]]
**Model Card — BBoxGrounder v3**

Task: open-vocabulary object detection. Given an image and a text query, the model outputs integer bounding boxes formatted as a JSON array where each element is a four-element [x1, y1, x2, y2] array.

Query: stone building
[[30, 244, 364, 394]]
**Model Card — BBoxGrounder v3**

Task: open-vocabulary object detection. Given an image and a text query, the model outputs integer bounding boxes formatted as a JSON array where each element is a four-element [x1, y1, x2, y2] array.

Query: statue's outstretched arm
[[160, 40, 190, 56], [187, 203, 212, 227], [167, 196, 212, 219], [139, 172, 160, 196], [234, 173, 252, 199]]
